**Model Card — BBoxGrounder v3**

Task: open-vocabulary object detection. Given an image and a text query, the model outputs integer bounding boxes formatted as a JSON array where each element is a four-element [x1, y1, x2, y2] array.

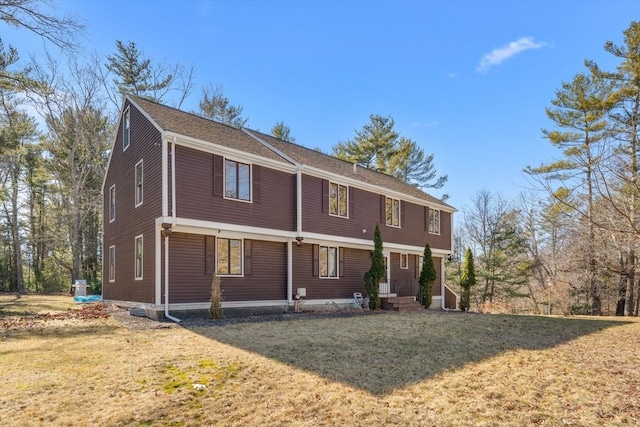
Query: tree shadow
[[185, 312, 632, 395]]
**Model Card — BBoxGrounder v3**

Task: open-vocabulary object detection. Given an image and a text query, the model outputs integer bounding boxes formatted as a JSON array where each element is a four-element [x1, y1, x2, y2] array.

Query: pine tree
[[419, 244, 437, 308], [271, 121, 295, 143], [333, 114, 447, 193], [364, 223, 385, 309], [198, 83, 248, 128], [460, 248, 476, 311]]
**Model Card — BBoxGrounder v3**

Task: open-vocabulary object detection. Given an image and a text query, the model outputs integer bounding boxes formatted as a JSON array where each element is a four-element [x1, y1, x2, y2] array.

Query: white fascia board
[[159, 216, 295, 242], [300, 231, 451, 255], [300, 166, 455, 213], [163, 131, 297, 174]]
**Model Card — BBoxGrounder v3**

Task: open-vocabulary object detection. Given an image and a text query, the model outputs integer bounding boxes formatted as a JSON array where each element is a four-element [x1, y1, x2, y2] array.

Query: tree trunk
[[625, 250, 635, 316], [9, 157, 25, 294]]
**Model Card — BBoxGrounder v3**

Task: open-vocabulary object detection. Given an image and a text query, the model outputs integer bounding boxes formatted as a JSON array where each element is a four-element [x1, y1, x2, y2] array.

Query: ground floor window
[[217, 238, 242, 275], [134, 235, 143, 280], [400, 253, 408, 269], [109, 245, 115, 282], [320, 245, 338, 278]]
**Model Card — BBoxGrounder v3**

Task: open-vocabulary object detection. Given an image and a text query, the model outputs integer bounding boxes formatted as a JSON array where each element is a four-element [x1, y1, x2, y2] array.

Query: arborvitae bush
[[364, 224, 385, 310], [459, 247, 476, 311], [419, 244, 436, 308]]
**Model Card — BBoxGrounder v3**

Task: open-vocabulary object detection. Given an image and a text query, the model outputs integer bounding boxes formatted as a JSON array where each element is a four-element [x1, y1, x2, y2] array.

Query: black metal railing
[[390, 279, 420, 299]]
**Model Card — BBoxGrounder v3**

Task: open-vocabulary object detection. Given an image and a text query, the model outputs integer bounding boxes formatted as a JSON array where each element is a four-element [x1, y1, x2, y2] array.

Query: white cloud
[[476, 37, 546, 74]]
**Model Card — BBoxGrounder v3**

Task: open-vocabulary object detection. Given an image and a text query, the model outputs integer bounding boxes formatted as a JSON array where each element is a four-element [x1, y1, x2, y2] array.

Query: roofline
[[242, 128, 301, 167]]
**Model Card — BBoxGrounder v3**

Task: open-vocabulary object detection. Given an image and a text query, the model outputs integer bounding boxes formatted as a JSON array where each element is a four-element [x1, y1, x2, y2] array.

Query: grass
[[1, 295, 639, 426]]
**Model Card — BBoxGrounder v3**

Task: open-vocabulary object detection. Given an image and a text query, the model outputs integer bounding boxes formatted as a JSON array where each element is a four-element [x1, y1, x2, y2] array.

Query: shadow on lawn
[[186, 312, 631, 395]]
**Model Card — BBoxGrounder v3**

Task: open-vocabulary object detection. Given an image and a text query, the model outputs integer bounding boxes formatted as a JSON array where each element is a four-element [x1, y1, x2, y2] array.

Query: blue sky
[[4, 0, 639, 210]]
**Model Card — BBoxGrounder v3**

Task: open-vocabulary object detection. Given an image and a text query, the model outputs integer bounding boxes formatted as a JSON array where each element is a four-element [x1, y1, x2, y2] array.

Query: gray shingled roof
[[129, 95, 451, 209], [129, 95, 290, 164], [247, 130, 452, 208]]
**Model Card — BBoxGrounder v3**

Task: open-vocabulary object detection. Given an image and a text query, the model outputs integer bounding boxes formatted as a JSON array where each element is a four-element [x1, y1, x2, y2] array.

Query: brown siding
[[302, 174, 451, 250], [292, 244, 368, 299], [103, 100, 163, 303], [432, 257, 442, 297], [167, 233, 286, 303], [445, 286, 457, 309], [174, 146, 296, 231]]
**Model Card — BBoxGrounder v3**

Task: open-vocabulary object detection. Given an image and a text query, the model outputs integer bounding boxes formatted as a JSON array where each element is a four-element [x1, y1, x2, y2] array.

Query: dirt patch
[[0, 303, 109, 329]]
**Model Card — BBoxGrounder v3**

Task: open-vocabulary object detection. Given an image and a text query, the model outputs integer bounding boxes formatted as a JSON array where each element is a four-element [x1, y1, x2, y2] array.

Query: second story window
[[225, 159, 251, 201], [109, 185, 115, 222], [429, 209, 441, 234], [329, 182, 348, 217], [123, 107, 130, 151], [385, 197, 400, 227], [135, 160, 143, 207]]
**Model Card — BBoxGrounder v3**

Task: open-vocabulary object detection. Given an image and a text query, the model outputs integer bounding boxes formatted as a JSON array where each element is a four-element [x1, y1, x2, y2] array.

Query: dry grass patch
[[1, 296, 639, 426]]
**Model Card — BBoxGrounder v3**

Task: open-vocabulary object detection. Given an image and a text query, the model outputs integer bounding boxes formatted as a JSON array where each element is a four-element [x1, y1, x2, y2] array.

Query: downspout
[[164, 231, 180, 323], [441, 256, 446, 310], [164, 138, 180, 323]]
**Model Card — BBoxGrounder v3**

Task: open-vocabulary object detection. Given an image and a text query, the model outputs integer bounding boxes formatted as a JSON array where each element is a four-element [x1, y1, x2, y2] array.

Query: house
[[102, 95, 457, 319]]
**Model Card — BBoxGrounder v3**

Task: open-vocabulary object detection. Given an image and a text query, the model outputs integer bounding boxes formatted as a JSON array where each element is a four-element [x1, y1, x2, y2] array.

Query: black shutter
[[425, 207, 429, 232], [401, 201, 406, 228], [339, 247, 345, 277], [380, 195, 386, 224], [213, 155, 223, 197], [322, 180, 329, 213], [252, 165, 261, 203], [205, 235, 215, 274], [349, 187, 355, 219], [312, 244, 319, 276], [244, 240, 252, 276]]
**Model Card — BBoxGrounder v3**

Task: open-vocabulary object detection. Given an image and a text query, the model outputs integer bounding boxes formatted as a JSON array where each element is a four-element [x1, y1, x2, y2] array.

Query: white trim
[[162, 137, 168, 217], [108, 184, 116, 223], [134, 234, 144, 280], [296, 168, 303, 234], [400, 253, 409, 269], [222, 157, 253, 203], [155, 221, 162, 305], [429, 208, 441, 235], [156, 216, 453, 256], [134, 159, 144, 207], [242, 128, 300, 166], [216, 237, 244, 277], [385, 196, 401, 228], [301, 167, 454, 213], [108, 245, 116, 282], [163, 131, 296, 174], [328, 181, 349, 218], [318, 245, 339, 279], [287, 240, 293, 303], [122, 106, 131, 152]]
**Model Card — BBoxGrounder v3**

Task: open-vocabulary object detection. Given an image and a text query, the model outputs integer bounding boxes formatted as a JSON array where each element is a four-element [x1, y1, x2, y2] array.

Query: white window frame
[[109, 245, 115, 282], [135, 159, 143, 207], [429, 208, 441, 235], [216, 237, 243, 276], [134, 235, 143, 280], [329, 182, 349, 218], [224, 158, 252, 203], [109, 185, 116, 222], [319, 245, 339, 279], [385, 197, 401, 228], [400, 253, 408, 269], [123, 107, 130, 151]]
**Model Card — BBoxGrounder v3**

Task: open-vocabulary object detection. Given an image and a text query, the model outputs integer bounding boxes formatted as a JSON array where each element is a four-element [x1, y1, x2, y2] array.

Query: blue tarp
[[73, 295, 102, 303]]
